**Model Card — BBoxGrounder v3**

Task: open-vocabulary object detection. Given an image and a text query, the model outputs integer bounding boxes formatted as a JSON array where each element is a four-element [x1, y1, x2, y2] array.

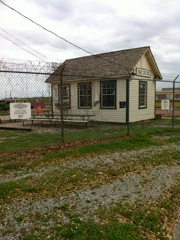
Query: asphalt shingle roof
[[47, 46, 158, 82]]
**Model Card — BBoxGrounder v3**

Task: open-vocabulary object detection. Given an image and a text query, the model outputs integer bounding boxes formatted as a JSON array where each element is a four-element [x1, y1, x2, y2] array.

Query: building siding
[[129, 54, 155, 122], [51, 49, 159, 123], [53, 79, 127, 123], [129, 80, 155, 122]]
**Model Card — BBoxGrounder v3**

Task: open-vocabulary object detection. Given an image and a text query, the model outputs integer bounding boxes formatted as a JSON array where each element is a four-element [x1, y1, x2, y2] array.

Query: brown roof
[[46, 46, 161, 82]]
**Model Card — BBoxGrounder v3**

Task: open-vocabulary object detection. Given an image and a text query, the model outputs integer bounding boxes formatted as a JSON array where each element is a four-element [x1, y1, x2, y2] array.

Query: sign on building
[[161, 100, 169, 110], [136, 68, 151, 78], [10, 102, 31, 119]]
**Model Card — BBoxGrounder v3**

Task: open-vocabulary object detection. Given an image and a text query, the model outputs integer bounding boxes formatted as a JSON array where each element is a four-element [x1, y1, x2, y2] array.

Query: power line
[[0, 0, 130, 74], [0, 27, 49, 60], [0, 0, 93, 55], [0, 33, 47, 62]]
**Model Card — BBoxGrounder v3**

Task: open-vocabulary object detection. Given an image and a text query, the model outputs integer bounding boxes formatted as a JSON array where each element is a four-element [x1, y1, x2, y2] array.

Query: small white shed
[[46, 46, 162, 123]]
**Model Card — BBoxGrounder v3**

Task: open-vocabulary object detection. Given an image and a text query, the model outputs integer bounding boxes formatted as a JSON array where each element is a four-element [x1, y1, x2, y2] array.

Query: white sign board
[[10, 103, 31, 120], [136, 68, 151, 78], [161, 100, 169, 110]]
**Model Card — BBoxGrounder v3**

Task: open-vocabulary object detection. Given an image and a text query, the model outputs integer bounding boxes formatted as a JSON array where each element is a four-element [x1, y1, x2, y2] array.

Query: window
[[78, 82, 92, 108], [100, 80, 116, 109], [175, 94, 180, 100], [139, 81, 147, 108], [156, 94, 166, 100], [58, 84, 71, 109]]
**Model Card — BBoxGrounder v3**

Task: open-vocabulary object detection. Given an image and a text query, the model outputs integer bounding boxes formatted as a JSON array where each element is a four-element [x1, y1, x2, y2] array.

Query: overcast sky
[[0, 0, 180, 81]]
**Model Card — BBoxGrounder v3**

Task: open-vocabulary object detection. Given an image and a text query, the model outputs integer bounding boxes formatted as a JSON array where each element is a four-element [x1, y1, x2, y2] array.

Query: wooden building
[[46, 46, 162, 123]]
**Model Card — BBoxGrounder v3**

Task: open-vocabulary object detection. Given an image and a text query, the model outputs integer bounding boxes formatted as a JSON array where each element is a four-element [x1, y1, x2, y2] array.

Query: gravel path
[[0, 142, 179, 239], [1, 143, 179, 184]]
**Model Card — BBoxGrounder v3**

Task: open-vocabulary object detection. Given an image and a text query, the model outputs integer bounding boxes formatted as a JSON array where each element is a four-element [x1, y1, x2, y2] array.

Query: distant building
[[156, 88, 180, 100]]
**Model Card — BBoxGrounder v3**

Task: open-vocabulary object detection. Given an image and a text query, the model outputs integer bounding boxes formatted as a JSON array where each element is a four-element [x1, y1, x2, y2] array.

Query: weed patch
[[122, 209, 161, 233], [23, 235, 48, 240], [1, 163, 20, 170], [0, 181, 19, 198], [141, 149, 179, 165], [54, 219, 142, 240]]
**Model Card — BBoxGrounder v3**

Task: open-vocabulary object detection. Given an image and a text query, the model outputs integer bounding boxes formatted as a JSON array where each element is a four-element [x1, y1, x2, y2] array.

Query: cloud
[[0, 0, 179, 79], [28, 0, 114, 22]]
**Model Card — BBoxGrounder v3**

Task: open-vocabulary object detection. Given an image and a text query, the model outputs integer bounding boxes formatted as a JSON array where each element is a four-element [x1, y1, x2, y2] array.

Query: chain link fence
[[155, 78, 180, 131], [0, 60, 180, 143], [0, 61, 55, 128]]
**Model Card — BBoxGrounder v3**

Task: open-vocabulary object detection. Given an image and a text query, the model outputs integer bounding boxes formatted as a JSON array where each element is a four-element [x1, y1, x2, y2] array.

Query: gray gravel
[[0, 143, 179, 239], [1, 143, 179, 184], [174, 219, 180, 240]]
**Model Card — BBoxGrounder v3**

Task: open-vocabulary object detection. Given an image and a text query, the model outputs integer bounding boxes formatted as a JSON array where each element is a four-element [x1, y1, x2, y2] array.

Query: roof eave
[[145, 48, 162, 79]]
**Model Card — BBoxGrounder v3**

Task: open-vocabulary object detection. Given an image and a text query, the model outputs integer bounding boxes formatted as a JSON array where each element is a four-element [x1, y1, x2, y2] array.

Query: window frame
[[139, 81, 147, 109], [100, 80, 116, 109], [58, 84, 71, 109], [78, 82, 92, 109]]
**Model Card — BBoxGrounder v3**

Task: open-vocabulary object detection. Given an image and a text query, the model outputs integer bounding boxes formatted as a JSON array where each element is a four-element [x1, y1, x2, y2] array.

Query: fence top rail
[[1, 70, 180, 83]]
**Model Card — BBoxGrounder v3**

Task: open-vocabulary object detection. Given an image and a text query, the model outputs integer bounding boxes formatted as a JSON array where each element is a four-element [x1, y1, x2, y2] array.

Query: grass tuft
[[0, 181, 19, 198], [54, 219, 142, 240]]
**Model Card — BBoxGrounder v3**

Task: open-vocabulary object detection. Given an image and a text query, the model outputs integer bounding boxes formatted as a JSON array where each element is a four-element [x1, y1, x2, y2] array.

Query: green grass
[[21, 182, 178, 240], [0, 178, 43, 199], [0, 181, 19, 198], [0, 126, 129, 152], [0, 127, 179, 173], [122, 209, 161, 233], [40, 135, 157, 162], [23, 236, 48, 240], [141, 149, 180, 165], [0, 121, 180, 153], [23, 222, 142, 240], [53, 219, 143, 240], [0, 125, 179, 239], [1, 163, 20, 170], [0, 131, 61, 152], [0, 162, 27, 174], [166, 135, 180, 143]]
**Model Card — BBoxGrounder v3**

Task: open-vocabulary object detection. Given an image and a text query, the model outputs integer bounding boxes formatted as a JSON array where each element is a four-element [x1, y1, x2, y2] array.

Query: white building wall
[[129, 80, 155, 122], [52, 53, 157, 123], [53, 79, 127, 123], [94, 79, 126, 123], [129, 53, 155, 122]]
